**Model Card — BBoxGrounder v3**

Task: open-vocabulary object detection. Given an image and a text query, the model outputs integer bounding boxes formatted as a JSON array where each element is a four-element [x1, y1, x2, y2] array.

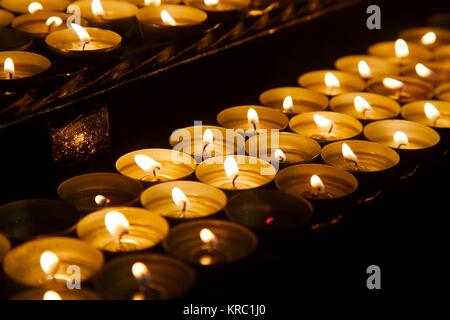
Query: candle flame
[[204, 0, 220, 6], [43, 291, 62, 300], [172, 187, 188, 211], [28, 2, 43, 14], [342, 143, 359, 166], [324, 72, 340, 88], [40, 251, 60, 276], [134, 154, 162, 172], [45, 16, 63, 28], [247, 108, 259, 130], [274, 149, 286, 162], [395, 38, 409, 58], [313, 114, 333, 132], [91, 0, 105, 18], [394, 131, 408, 148], [358, 60, 372, 79], [3, 57, 14, 79], [104, 211, 130, 238], [310, 174, 325, 193], [421, 31, 436, 46], [224, 156, 239, 179], [383, 77, 404, 89], [132, 293, 145, 300], [282, 96, 294, 112], [144, 0, 161, 5], [203, 129, 214, 145], [415, 63, 433, 78], [71, 23, 91, 44], [161, 10, 176, 26], [95, 194, 111, 206], [132, 262, 151, 283], [200, 228, 217, 245], [354, 96, 372, 114], [424, 102, 440, 124]]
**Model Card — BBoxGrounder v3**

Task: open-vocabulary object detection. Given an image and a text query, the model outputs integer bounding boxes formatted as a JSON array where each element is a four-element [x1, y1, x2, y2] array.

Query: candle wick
[[180, 200, 187, 218], [152, 166, 161, 181], [231, 174, 239, 190], [117, 230, 129, 252], [251, 121, 257, 133], [432, 117, 439, 126], [345, 159, 359, 170], [6, 72, 12, 80], [397, 143, 407, 149], [362, 109, 368, 119], [202, 142, 209, 158]]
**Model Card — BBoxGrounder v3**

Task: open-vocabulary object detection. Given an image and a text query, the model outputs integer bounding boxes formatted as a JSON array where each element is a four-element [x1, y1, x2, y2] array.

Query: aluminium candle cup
[[399, 27, 450, 49], [297, 70, 366, 96], [334, 55, 400, 79], [116, 148, 196, 187], [76, 207, 169, 253], [57, 172, 144, 215], [245, 131, 321, 168], [330, 92, 401, 122], [224, 190, 313, 233], [3, 237, 104, 288], [364, 119, 441, 171], [10, 288, 101, 300], [0, 8, 14, 28], [368, 41, 432, 67], [163, 219, 257, 266], [402, 61, 450, 85], [0, 0, 69, 14], [71, 0, 139, 37], [184, 0, 250, 26], [169, 125, 242, 164], [0, 29, 33, 51], [366, 76, 434, 104], [0, 233, 11, 263], [93, 253, 196, 300], [195, 155, 277, 193], [274, 164, 358, 222], [259, 87, 329, 117], [0, 199, 80, 244], [289, 111, 363, 145], [137, 4, 208, 44], [140, 181, 227, 221]]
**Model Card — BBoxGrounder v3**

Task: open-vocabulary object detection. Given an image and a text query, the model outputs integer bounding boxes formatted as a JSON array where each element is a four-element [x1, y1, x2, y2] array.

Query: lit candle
[[224, 156, 240, 190], [104, 210, 131, 251], [368, 38, 432, 67], [171, 187, 188, 218], [298, 70, 366, 96], [366, 76, 433, 103], [402, 100, 450, 129], [0, 0, 69, 14], [399, 27, 450, 49], [134, 154, 163, 181], [43, 291, 62, 300], [11, 288, 101, 300], [402, 62, 450, 85], [0, 52, 50, 82], [131, 262, 151, 300], [335, 55, 400, 79]]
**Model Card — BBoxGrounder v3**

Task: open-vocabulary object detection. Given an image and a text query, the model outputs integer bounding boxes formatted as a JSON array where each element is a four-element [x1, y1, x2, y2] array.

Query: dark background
[[1, 0, 450, 305]]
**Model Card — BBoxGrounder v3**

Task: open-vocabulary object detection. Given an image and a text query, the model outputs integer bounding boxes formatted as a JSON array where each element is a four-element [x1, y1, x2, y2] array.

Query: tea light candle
[[141, 181, 227, 219], [0, 51, 50, 84], [137, 4, 207, 42], [0, 8, 14, 27], [224, 190, 313, 232], [0, 29, 33, 51], [216, 105, 289, 134], [402, 100, 450, 129], [57, 173, 144, 214], [366, 76, 434, 103], [368, 39, 432, 67], [364, 119, 440, 150], [289, 111, 363, 144], [93, 253, 196, 300], [436, 82, 450, 102], [195, 155, 276, 191], [246, 131, 321, 165], [116, 148, 196, 184], [259, 87, 329, 116], [184, 0, 249, 23], [402, 62, 450, 85], [321, 140, 400, 173], [163, 219, 257, 266], [0, 233, 11, 263], [11, 288, 101, 300], [169, 125, 242, 163], [3, 237, 103, 288], [297, 70, 366, 96], [275, 163, 358, 202], [0, 0, 69, 14], [71, 0, 139, 35], [330, 92, 400, 121], [399, 27, 450, 49], [334, 55, 400, 80], [0, 199, 80, 243], [77, 207, 169, 252], [126, 0, 182, 8]]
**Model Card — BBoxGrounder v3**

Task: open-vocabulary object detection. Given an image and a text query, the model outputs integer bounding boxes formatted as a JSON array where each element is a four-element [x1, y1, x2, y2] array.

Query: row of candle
[[1, 25, 450, 300]]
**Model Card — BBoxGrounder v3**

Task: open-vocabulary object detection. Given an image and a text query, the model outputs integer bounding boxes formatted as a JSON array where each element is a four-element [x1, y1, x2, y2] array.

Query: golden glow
[[28, 2, 43, 14], [274, 149, 286, 162], [132, 293, 145, 300], [424, 102, 440, 124], [40, 251, 60, 276], [358, 60, 372, 79], [161, 10, 176, 26], [382, 77, 404, 89], [224, 156, 239, 179], [282, 96, 294, 112], [134, 154, 162, 172], [91, 0, 105, 18], [313, 114, 333, 132], [144, 0, 161, 5], [45, 16, 63, 28], [415, 63, 433, 78], [204, 0, 219, 6], [203, 129, 214, 146], [342, 143, 359, 165], [200, 228, 217, 245], [95, 194, 110, 206], [43, 290, 62, 300], [310, 175, 325, 193], [199, 255, 213, 265], [71, 24, 91, 44], [172, 187, 188, 210], [324, 72, 340, 88], [132, 262, 150, 282], [421, 31, 436, 46], [104, 211, 130, 238], [395, 38, 409, 58], [247, 108, 259, 130], [353, 96, 372, 114], [394, 131, 408, 147], [3, 58, 14, 79]]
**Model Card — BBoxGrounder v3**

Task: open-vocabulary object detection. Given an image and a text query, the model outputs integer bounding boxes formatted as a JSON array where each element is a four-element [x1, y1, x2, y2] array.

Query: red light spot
[[265, 217, 275, 225]]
